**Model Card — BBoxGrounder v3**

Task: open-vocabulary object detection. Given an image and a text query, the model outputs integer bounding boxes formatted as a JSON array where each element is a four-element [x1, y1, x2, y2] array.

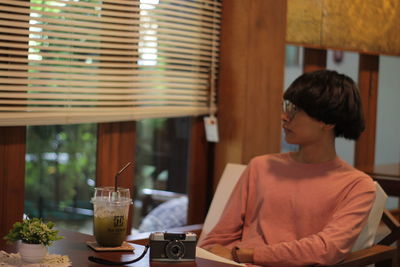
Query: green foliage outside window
[[25, 124, 97, 222]]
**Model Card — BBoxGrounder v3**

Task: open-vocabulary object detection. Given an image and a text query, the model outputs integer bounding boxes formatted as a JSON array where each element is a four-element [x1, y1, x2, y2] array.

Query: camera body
[[149, 232, 197, 261]]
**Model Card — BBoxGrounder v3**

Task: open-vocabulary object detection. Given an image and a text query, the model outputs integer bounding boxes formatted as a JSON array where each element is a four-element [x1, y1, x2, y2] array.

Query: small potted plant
[[4, 218, 64, 263]]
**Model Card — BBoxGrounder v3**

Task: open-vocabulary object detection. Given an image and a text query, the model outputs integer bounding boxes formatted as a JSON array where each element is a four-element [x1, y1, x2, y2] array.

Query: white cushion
[[198, 163, 246, 244], [351, 182, 388, 251]]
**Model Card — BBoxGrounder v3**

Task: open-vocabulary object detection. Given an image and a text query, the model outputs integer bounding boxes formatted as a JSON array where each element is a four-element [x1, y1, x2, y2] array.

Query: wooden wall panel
[[303, 48, 327, 73], [0, 127, 26, 249], [213, 0, 286, 189], [187, 117, 212, 224], [213, 0, 249, 183], [355, 55, 379, 170], [96, 122, 136, 234]]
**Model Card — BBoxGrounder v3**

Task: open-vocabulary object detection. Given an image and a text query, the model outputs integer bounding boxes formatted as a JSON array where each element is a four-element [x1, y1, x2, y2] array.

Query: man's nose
[[281, 112, 290, 123]]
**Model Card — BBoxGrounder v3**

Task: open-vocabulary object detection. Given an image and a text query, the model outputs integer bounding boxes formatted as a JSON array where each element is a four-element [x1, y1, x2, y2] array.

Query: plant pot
[[18, 241, 48, 263]]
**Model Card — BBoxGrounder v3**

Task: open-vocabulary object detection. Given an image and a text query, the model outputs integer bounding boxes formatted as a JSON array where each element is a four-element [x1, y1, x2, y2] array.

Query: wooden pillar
[[303, 48, 327, 73], [187, 117, 213, 224], [96, 122, 136, 234], [0, 127, 26, 249], [355, 54, 379, 170], [213, 0, 286, 189]]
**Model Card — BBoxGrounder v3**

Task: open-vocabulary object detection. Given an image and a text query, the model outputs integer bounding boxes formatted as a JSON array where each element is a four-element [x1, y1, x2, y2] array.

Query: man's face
[[282, 103, 329, 146]]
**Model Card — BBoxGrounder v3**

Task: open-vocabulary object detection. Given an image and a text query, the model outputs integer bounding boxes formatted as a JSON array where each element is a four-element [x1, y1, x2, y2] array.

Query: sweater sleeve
[[251, 178, 376, 266], [198, 164, 252, 249]]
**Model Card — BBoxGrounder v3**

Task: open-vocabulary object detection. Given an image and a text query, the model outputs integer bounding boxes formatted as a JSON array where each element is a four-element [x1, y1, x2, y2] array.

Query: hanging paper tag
[[204, 115, 219, 143]]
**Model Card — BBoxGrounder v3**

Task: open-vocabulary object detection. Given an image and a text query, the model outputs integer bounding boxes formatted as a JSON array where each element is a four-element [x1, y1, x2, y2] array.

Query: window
[[133, 117, 190, 233], [25, 124, 97, 233], [1, 0, 221, 235], [375, 55, 400, 210]]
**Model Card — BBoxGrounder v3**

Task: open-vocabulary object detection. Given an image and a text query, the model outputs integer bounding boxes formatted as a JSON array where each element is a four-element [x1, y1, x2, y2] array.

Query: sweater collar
[[285, 152, 344, 171]]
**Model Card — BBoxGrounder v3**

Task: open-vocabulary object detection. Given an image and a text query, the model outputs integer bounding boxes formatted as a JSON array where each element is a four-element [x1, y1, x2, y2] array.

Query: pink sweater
[[199, 153, 376, 267]]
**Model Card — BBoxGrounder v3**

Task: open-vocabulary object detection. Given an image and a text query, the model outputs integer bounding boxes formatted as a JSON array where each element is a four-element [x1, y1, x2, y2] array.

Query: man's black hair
[[283, 69, 365, 140]]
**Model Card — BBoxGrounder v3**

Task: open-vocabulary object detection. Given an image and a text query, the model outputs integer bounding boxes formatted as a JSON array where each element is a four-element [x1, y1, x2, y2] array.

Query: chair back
[[351, 182, 388, 251], [198, 163, 388, 252], [198, 163, 246, 243]]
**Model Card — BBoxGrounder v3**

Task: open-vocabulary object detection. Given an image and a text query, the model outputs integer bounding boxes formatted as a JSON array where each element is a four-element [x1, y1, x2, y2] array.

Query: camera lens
[[165, 240, 185, 260]]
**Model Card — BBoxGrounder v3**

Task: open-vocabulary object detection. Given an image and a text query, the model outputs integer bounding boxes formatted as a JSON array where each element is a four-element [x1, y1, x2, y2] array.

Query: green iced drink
[[93, 214, 127, 247], [91, 187, 132, 247]]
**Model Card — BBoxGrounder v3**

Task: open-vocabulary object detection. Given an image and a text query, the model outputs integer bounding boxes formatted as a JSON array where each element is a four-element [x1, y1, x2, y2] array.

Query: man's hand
[[207, 244, 233, 260]]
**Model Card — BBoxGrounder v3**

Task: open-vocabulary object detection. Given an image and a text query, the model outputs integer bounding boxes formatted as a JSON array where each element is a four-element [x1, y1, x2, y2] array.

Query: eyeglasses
[[282, 100, 299, 121]]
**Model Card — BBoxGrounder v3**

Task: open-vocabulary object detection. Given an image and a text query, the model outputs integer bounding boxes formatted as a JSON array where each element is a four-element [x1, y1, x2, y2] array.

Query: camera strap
[[88, 244, 150, 265]]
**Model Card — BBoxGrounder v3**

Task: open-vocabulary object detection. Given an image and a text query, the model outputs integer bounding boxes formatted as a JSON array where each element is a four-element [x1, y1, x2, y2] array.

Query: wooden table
[[3, 229, 237, 267]]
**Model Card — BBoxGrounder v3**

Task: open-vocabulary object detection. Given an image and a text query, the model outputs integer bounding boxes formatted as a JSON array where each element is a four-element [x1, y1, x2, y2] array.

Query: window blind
[[0, 0, 221, 126]]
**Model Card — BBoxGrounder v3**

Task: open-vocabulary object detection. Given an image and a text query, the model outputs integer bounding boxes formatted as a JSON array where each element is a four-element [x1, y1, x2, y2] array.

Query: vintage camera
[[149, 232, 197, 261]]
